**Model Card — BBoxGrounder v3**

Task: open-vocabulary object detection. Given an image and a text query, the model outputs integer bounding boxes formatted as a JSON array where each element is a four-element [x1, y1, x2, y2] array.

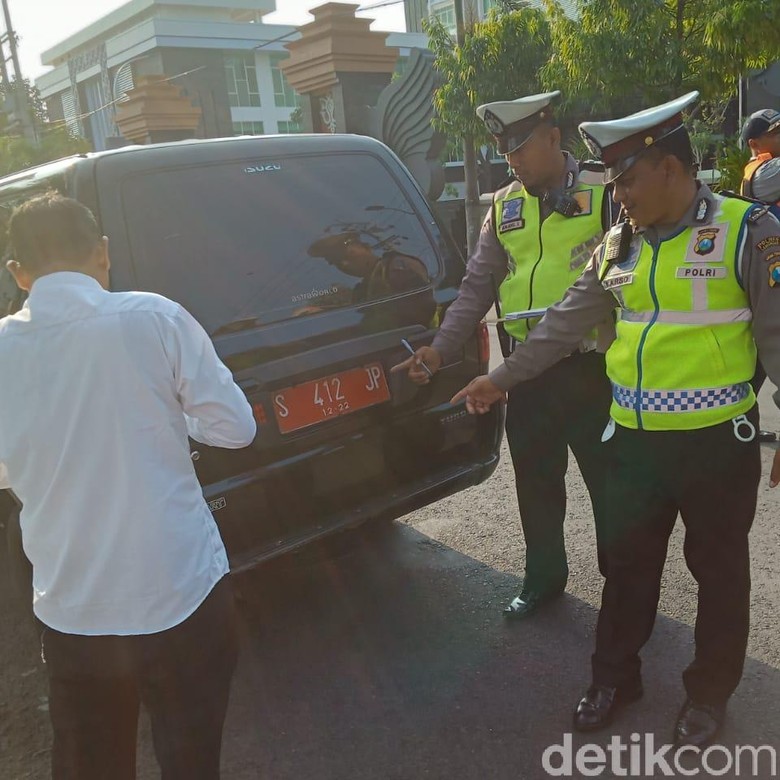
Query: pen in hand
[[401, 339, 434, 378]]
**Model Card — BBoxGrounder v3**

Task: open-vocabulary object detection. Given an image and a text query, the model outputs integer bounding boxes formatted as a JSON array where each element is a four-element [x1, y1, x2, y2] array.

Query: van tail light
[[252, 403, 267, 426], [477, 320, 490, 370]]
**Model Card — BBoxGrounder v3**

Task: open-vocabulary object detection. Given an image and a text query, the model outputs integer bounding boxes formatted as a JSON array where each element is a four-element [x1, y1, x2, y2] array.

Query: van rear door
[[95, 139, 501, 561]]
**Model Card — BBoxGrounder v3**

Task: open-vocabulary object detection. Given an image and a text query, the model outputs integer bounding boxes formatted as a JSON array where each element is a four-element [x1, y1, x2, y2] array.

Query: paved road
[[130, 325, 780, 779]]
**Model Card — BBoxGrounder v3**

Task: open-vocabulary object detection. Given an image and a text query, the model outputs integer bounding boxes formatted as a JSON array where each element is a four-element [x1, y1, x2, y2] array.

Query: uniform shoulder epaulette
[[719, 190, 772, 223]]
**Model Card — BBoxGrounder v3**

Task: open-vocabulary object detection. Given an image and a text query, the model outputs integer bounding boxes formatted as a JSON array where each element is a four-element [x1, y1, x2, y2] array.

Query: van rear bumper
[[226, 452, 501, 574]]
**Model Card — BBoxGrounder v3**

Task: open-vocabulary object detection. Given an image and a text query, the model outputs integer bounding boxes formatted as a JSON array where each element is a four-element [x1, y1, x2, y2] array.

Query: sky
[[7, 0, 407, 81]]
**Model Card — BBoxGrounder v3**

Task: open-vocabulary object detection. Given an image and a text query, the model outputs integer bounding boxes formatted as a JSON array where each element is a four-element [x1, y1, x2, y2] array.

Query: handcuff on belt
[[732, 414, 756, 443]]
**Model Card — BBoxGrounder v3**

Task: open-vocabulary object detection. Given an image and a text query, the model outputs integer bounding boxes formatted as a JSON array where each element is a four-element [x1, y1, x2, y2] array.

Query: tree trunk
[[463, 135, 482, 255]]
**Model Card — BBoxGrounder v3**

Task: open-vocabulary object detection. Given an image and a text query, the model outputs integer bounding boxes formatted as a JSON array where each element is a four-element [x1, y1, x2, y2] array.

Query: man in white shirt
[[0, 193, 257, 779]]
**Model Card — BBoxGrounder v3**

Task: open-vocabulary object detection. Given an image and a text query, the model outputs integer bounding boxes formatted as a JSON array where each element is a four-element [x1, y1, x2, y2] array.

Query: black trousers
[[592, 407, 761, 706], [504, 351, 613, 592], [42, 576, 239, 780]]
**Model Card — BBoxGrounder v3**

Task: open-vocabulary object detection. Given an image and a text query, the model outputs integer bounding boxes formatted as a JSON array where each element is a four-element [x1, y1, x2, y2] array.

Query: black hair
[[645, 127, 695, 173], [9, 193, 101, 272]]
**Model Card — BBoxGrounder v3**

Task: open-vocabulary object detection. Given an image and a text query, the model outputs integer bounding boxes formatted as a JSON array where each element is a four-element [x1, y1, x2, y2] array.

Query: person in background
[[741, 108, 780, 213], [0, 193, 257, 779]]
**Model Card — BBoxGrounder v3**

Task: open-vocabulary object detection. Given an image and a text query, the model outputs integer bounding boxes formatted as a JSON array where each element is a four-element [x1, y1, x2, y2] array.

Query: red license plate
[[273, 363, 391, 434]]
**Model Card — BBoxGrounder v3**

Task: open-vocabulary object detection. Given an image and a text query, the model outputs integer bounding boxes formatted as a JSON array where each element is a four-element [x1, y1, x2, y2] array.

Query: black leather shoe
[[573, 683, 643, 732], [759, 429, 777, 443], [673, 699, 725, 748], [503, 587, 564, 619]]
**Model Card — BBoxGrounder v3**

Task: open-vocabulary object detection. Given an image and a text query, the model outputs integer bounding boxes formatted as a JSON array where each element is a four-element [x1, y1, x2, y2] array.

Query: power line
[[41, 65, 207, 133], [357, 0, 405, 10]]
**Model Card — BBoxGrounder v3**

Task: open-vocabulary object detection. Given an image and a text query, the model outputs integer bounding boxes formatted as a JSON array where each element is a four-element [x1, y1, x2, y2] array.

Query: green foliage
[[424, 6, 552, 146], [0, 127, 91, 178], [0, 78, 91, 177], [542, 0, 780, 113], [713, 137, 750, 193]]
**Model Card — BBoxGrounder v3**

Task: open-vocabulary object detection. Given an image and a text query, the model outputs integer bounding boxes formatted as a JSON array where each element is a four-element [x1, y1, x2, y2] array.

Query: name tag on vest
[[676, 266, 727, 279], [603, 272, 634, 289]]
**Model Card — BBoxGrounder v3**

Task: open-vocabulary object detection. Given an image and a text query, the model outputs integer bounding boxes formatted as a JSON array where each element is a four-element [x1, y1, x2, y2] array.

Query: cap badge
[[483, 109, 505, 136]]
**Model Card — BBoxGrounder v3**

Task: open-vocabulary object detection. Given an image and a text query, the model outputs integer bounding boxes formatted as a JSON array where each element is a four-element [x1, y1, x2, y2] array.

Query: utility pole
[[0, 0, 37, 143], [454, 0, 482, 255]]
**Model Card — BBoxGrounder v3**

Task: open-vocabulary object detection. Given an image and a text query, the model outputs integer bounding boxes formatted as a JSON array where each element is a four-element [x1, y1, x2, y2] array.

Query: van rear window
[[121, 154, 439, 335]]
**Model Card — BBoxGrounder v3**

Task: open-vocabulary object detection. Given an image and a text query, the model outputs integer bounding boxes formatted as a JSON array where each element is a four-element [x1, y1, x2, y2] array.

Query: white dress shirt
[[0, 272, 256, 636]]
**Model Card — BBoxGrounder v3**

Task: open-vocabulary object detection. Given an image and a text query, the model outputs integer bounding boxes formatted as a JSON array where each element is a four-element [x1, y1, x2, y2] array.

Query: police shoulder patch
[[769, 260, 780, 288]]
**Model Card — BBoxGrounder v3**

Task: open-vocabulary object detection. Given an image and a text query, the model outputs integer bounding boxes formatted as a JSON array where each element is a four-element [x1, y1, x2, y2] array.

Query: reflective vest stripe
[[612, 382, 751, 414], [619, 308, 752, 325]]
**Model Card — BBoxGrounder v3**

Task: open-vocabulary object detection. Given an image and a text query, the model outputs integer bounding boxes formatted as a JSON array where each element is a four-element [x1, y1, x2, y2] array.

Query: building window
[[270, 54, 300, 109], [277, 120, 301, 134], [431, 5, 456, 33], [233, 121, 265, 136], [225, 53, 261, 108], [481, 0, 496, 15]]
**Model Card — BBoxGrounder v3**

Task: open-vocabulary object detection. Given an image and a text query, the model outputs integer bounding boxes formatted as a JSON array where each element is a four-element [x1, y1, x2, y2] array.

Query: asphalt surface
[[130, 326, 780, 779]]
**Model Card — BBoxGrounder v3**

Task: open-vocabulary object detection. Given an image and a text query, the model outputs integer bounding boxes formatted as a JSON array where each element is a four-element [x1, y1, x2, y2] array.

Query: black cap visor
[[496, 127, 536, 155]]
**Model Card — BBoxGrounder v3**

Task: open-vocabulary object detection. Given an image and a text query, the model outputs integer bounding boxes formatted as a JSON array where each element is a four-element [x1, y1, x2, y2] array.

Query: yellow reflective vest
[[599, 195, 757, 431], [494, 180, 606, 342]]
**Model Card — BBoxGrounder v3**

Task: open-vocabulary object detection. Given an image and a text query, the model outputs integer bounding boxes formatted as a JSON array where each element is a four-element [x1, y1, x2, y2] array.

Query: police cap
[[579, 91, 699, 183], [740, 108, 780, 144], [476, 91, 561, 155]]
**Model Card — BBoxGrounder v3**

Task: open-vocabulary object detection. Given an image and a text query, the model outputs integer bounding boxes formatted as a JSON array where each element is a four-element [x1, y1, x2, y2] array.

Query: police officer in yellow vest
[[451, 91, 780, 747], [393, 91, 616, 618]]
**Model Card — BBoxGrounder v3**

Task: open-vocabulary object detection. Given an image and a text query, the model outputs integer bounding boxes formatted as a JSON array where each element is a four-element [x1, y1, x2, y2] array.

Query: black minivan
[[0, 134, 502, 579]]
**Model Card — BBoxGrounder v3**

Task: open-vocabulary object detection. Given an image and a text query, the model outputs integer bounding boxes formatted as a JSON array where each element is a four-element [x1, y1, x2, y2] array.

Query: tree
[[0, 79, 90, 176], [425, 4, 551, 252], [542, 0, 780, 114]]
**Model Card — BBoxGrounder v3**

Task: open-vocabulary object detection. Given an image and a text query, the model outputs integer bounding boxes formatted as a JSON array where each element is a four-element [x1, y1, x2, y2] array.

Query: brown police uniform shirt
[[487, 184, 780, 409]]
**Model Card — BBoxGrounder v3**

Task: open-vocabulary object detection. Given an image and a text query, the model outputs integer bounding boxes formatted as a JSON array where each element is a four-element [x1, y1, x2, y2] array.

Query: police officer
[[741, 108, 780, 212], [452, 91, 780, 747], [394, 91, 615, 618]]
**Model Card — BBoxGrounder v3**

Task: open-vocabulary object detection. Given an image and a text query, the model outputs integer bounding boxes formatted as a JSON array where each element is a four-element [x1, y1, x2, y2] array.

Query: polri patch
[[765, 251, 780, 265], [685, 223, 729, 264], [499, 197, 525, 233], [757, 236, 780, 252], [676, 266, 727, 279], [769, 261, 780, 288]]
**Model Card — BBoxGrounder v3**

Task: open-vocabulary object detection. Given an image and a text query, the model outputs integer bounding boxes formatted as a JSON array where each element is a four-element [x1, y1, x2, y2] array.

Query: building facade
[[407, 0, 578, 33], [35, 0, 427, 151]]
